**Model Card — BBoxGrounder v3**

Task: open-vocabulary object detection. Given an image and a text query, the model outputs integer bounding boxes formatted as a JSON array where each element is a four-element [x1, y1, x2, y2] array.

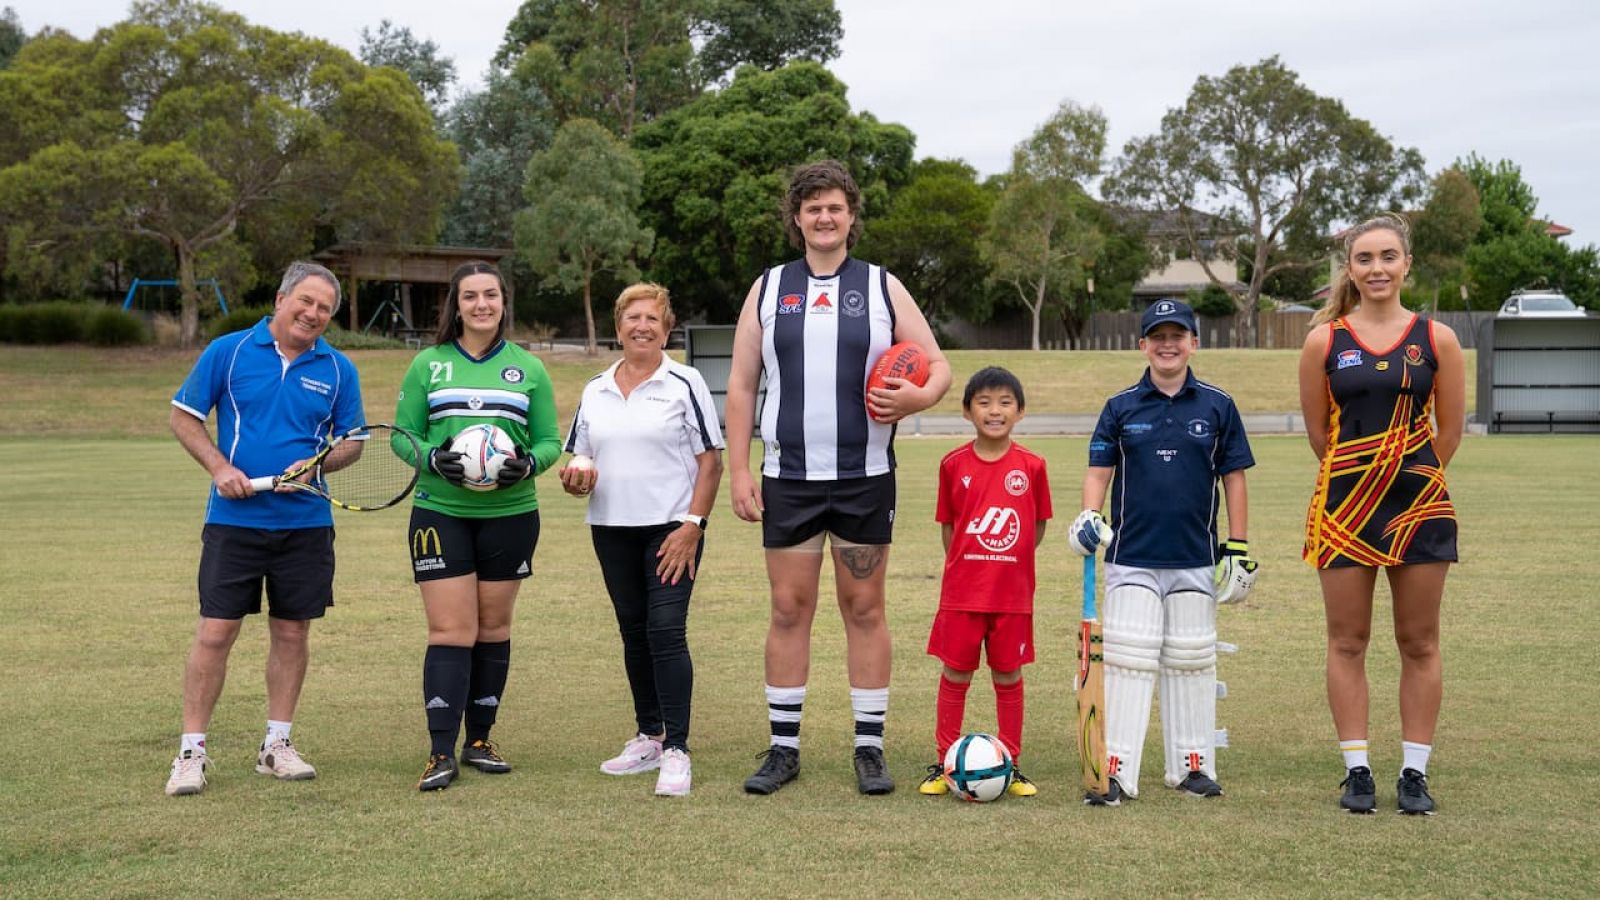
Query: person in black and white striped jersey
[[724, 161, 952, 796], [561, 283, 724, 797]]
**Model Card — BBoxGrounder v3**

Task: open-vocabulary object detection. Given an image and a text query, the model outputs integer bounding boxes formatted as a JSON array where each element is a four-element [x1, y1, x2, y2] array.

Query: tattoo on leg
[[838, 546, 886, 579]]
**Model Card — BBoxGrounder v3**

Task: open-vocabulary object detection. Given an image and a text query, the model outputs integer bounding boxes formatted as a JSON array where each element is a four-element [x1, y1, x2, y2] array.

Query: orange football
[[865, 341, 929, 420]]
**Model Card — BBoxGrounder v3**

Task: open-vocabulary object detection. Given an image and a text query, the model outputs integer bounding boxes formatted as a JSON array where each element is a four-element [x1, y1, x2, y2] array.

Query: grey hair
[[278, 261, 343, 313]]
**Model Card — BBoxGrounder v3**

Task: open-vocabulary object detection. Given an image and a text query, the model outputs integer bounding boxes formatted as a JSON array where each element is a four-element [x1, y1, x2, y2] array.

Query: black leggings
[[591, 524, 700, 751]]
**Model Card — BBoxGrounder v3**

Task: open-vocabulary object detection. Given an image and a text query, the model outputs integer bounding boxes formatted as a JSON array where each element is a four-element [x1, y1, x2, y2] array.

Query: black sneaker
[[1340, 765, 1376, 814], [1084, 778, 1125, 807], [1176, 771, 1224, 798], [853, 746, 895, 795], [418, 753, 457, 792], [1397, 768, 1435, 816], [461, 739, 511, 774], [743, 745, 800, 795]]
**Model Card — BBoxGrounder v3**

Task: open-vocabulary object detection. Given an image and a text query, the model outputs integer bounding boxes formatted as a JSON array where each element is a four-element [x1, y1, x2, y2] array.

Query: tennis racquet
[[247, 424, 422, 512]]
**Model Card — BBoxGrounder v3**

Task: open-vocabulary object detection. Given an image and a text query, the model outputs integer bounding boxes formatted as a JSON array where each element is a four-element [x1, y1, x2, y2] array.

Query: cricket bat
[[1076, 554, 1110, 795]]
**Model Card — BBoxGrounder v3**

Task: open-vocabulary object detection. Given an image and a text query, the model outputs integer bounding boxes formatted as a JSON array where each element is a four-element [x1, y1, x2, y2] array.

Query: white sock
[[266, 720, 293, 745], [181, 733, 206, 755], [1340, 739, 1369, 771], [851, 686, 889, 750], [1401, 741, 1432, 775], [765, 684, 806, 750]]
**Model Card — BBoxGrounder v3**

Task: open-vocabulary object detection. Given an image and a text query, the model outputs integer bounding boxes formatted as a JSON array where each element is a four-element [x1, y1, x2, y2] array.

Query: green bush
[[1186, 284, 1237, 318], [0, 301, 93, 344], [84, 306, 150, 346], [204, 306, 272, 341], [323, 326, 406, 350]]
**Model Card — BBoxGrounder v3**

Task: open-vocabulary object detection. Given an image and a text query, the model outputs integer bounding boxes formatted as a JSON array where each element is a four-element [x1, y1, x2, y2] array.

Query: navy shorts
[[761, 473, 896, 548], [409, 507, 540, 583], [197, 524, 335, 620]]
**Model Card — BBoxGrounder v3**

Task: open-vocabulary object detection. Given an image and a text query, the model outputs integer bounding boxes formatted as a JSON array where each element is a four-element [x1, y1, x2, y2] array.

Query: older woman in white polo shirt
[[560, 283, 724, 797]]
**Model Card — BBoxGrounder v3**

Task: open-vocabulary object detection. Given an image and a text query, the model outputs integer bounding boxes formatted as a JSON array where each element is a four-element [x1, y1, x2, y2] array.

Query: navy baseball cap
[[1141, 299, 1198, 336]]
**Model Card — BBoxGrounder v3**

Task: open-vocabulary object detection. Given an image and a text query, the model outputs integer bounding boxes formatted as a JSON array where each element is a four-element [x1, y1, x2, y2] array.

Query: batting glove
[[496, 447, 533, 487], [428, 437, 467, 486], [1214, 539, 1259, 605], [1068, 509, 1114, 557]]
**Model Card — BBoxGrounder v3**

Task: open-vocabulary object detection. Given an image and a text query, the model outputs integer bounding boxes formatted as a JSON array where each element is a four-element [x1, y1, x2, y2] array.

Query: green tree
[[516, 119, 653, 354], [693, 0, 841, 81], [0, 6, 25, 70], [359, 19, 457, 115], [441, 67, 556, 249], [500, 0, 698, 140], [1411, 168, 1482, 311], [631, 61, 913, 321], [0, 0, 458, 345], [1106, 56, 1424, 345], [853, 158, 995, 326], [982, 100, 1106, 350], [1451, 154, 1599, 309], [1454, 153, 1538, 241]]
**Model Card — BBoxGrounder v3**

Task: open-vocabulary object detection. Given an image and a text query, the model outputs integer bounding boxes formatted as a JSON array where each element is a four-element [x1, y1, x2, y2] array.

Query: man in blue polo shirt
[[164, 261, 365, 797], [1069, 298, 1258, 806]]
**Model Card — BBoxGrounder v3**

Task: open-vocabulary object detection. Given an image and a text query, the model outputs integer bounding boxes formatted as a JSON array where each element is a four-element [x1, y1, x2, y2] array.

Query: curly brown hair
[[783, 160, 863, 251]]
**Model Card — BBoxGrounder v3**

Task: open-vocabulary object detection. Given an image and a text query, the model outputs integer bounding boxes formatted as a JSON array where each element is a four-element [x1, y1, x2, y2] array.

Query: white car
[[1497, 291, 1587, 318]]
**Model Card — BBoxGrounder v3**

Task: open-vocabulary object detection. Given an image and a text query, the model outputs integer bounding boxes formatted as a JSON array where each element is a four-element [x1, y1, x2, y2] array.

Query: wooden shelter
[[312, 243, 514, 341]]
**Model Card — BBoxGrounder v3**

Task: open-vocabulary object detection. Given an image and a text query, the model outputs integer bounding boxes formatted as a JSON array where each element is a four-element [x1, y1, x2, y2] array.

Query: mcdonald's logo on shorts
[[412, 527, 442, 558]]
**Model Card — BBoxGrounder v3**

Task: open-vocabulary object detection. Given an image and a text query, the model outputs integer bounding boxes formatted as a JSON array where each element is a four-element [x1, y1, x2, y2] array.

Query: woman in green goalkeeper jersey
[[393, 260, 561, 791]]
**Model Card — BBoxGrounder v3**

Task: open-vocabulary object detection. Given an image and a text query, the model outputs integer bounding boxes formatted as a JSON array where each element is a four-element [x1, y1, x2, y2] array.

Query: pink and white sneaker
[[655, 748, 691, 796], [600, 733, 663, 776]]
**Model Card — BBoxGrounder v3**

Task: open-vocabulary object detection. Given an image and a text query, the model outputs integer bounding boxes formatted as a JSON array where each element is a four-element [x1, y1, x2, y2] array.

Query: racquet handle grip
[[247, 476, 278, 492]]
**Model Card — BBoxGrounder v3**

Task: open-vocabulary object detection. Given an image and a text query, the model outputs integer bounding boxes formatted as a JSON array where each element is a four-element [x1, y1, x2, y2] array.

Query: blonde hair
[[1313, 213, 1412, 327], [613, 282, 675, 333]]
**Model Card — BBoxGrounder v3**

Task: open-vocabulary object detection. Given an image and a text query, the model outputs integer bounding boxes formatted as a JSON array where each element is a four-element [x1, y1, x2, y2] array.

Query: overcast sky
[[11, 0, 1600, 241]]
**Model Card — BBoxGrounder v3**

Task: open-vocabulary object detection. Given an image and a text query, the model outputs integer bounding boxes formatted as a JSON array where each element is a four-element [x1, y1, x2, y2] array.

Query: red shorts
[[925, 610, 1035, 672]]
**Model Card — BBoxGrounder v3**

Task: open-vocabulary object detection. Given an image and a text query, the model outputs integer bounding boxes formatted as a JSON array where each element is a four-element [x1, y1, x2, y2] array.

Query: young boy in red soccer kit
[[920, 367, 1052, 796]]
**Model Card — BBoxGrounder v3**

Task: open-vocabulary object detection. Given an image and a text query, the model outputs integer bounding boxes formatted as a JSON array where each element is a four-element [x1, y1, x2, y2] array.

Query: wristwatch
[[676, 513, 708, 530]]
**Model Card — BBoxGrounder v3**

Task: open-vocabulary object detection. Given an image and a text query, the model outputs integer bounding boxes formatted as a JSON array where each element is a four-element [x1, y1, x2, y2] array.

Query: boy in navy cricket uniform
[[1071, 299, 1257, 805], [919, 367, 1052, 797]]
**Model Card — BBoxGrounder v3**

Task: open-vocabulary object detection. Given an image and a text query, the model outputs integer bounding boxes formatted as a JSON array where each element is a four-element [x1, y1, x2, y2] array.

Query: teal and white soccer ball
[[452, 423, 515, 492], [943, 733, 1014, 802]]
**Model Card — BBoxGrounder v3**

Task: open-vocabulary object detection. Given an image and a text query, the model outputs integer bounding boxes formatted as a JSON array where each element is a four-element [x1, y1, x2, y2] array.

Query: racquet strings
[[320, 425, 420, 509]]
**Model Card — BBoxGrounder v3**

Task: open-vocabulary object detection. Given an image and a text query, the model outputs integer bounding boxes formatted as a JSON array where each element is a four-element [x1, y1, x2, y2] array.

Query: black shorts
[[409, 507, 540, 583], [197, 524, 335, 621], [761, 473, 896, 548]]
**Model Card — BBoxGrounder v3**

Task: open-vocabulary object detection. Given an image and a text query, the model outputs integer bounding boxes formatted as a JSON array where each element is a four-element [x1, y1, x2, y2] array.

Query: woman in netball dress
[[1299, 213, 1465, 816]]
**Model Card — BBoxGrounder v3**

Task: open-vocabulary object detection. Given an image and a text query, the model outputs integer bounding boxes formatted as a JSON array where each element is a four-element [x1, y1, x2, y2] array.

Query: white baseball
[[568, 454, 595, 471]]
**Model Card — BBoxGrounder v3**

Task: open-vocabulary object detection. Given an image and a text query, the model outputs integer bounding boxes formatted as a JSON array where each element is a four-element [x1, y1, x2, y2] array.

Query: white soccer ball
[[452, 423, 516, 492], [943, 733, 1014, 802]]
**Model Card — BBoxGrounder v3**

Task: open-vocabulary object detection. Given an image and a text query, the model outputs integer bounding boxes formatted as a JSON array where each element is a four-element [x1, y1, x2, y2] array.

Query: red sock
[[935, 674, 971, 760], [994, 677, 1024, 761]]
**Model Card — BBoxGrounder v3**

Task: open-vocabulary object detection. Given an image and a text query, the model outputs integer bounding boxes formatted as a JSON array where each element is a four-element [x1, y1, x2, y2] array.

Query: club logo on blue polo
[[501, 367, 525, 384], [299, 375, 332, 395], [842, 290, 866, 318], [1186, 418, 1212, 438], [1337, 349, 1363, 369], [1126, 422, 1153, 434], [778, 293, 805, 315]]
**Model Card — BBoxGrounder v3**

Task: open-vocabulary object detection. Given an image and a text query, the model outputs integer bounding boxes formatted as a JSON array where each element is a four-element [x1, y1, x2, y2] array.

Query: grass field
[[2, 398, 1597, 897], [0, 345, 1479, 438]]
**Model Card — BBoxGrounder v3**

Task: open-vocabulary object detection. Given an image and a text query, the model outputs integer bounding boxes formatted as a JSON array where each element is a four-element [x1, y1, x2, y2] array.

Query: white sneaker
[[165, 749, 209, 796], [655, 748, 691, 796], [256, 737, 317, 781], [600, 733, 663, 776]]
